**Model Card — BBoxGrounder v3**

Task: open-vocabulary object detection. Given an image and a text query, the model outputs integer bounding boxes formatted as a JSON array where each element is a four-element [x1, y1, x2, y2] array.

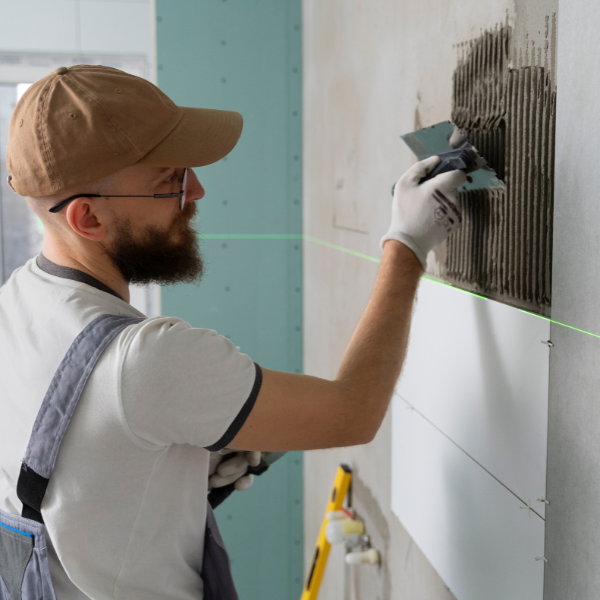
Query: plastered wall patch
[[430, 21, 557, 316], [344, 471, 390, 600]]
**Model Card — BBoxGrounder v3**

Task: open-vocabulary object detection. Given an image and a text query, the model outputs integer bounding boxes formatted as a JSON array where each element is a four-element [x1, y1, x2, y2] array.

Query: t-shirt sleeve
[[119, 317, 261, 450]]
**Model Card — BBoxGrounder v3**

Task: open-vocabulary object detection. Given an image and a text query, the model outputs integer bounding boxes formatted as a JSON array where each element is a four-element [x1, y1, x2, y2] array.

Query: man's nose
[[186, 168, 205, 202]]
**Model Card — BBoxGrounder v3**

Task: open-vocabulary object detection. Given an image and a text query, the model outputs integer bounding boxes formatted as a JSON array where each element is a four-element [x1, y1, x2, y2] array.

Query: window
[[0, 83, 42, 284]]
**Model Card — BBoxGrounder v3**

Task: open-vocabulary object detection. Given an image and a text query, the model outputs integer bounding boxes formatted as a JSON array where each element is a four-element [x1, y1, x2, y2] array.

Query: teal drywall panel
[[156, 1, 303, 599], [164, 237, 302, 372]]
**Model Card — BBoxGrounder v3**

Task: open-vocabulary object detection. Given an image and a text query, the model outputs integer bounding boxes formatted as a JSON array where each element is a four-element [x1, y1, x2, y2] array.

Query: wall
[[303, 1, 557, 598], [439, 20, 556, 315], [545, 0, 600, 598], [156, 2, 304, 599], [0, 0, 152, 85], [0, 0, 151, 57]]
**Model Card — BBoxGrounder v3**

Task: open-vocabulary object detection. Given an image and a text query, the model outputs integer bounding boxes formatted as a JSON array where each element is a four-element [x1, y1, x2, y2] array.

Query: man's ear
[[65, 197, 108, 241]]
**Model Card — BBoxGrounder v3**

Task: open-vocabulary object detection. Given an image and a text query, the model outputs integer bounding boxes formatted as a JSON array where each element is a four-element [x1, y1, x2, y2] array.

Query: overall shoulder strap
[[17, 314, 145, 523]]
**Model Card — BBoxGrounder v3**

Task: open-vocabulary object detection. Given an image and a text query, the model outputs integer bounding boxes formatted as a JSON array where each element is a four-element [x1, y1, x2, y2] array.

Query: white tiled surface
[[0, 0, 150, 55], [396, 277, 550, 515], [80, 1, 151, 55], [0, 0, 79, 53], [391, 401, 545, 600], [391, 278, 550, 600]]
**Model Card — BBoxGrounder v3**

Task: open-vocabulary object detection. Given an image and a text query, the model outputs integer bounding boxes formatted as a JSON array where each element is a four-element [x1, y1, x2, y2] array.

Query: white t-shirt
[[0, 256, 260, 600]]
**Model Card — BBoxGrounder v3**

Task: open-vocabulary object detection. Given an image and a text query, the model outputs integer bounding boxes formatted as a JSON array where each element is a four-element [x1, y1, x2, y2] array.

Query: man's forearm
[[231, 159, 465, 452], [335, 240, 422, 437]]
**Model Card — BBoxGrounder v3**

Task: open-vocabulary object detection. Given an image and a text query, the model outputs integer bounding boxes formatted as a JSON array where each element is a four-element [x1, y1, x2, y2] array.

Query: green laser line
[[198, 233, 600, 340], [302, 235, 382, 264], [421, 274, 489, 300], [517, 311, 600, 339], [200, 234, 303, 240]]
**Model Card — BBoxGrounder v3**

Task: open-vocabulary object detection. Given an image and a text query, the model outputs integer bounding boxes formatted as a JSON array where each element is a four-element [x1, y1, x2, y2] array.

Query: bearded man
[[0, 65, 464, 600]]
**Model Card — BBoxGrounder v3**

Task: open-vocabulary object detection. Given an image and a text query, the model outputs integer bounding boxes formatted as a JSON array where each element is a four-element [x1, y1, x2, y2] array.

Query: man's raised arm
[[230, 157, 466, 451]]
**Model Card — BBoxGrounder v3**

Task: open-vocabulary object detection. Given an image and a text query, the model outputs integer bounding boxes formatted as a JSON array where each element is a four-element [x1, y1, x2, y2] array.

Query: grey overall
[[0, 314, 238, 600]]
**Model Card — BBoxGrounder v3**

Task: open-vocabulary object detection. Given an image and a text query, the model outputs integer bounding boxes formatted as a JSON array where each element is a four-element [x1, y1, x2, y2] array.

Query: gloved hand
[[208, 449, 262, 492], [380, 156, 467, 269]]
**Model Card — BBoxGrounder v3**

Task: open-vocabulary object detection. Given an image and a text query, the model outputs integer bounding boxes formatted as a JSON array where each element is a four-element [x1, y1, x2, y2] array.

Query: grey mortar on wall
[[429, 17, 557, 316]]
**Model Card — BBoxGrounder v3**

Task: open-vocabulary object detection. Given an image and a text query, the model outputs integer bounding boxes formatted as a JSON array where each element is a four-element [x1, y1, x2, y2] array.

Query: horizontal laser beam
[[197, 233, 599, 340]]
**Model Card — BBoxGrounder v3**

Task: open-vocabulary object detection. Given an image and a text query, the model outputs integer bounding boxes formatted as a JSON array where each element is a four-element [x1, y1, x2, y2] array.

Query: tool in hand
[[381, 156, 466, 269], [208, 451, 287, 509], [392, 120, 505, 195]]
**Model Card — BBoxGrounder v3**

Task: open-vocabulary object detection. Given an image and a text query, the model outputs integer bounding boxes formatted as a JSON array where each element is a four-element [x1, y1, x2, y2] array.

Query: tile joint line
[[396, 393, 546, 522]]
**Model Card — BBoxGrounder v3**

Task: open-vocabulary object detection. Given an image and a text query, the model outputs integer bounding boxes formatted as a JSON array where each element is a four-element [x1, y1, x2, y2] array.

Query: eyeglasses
[[48, 168, 189, 213]]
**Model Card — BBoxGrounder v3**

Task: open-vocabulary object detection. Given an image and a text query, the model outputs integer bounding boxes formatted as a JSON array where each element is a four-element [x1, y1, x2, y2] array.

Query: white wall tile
[[396, 278, 550, 515], [392, 403, 545, 600]]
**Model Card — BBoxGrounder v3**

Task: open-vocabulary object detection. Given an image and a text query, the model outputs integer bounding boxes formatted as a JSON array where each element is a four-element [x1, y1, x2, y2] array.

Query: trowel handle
[[391, 147, 478, 195], [418, 153, 470, 184], [208, 458, 271, 509]]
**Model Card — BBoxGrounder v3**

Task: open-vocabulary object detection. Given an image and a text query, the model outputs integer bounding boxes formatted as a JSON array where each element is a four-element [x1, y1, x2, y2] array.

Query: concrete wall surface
[[303, 0, 557, 598], [545, 0, 600, 598]]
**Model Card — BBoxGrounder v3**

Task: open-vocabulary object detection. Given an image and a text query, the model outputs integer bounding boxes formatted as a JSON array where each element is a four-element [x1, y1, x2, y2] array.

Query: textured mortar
[[428, 17, 557, 316], [303, 0, 558, 598]]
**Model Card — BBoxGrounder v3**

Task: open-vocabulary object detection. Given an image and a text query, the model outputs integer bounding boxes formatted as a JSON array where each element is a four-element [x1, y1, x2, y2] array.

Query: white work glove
[[380, 156, 467, 269], [208, 449, 262, 492]]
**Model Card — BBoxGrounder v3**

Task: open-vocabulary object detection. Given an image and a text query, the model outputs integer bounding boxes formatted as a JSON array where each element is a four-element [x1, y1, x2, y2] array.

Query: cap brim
[[136, 107, 243, 168]]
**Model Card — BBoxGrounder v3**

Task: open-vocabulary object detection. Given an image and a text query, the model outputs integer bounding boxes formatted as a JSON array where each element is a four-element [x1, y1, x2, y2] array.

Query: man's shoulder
[[119, 316, 227, 355], [118, 317, 252, 388]]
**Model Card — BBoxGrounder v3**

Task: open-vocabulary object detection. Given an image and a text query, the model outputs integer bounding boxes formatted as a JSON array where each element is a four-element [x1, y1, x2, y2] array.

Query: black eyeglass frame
[[48, 168, 189, 213]]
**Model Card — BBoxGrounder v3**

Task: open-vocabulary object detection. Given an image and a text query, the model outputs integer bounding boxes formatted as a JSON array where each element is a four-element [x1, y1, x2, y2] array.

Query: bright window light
[[16, 83, 32, 102]]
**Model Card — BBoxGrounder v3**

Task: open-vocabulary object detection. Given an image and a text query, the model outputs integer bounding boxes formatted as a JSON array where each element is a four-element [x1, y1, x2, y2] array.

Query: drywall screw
[[541, 340, 554, 347], [537, 498, 550, 505], [535, 556, 548, 563]]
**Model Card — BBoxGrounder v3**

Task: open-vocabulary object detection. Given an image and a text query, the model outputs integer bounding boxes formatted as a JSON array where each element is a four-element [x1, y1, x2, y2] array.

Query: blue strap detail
[[0, 521, 33, 538]]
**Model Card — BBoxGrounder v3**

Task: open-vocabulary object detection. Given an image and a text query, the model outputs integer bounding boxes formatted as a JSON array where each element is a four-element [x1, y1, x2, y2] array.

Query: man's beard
[[103, 202, 204, 286]]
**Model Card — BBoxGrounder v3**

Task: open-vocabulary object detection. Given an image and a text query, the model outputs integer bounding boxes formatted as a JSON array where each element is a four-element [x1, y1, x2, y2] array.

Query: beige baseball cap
[[6, 64, 243, 197]]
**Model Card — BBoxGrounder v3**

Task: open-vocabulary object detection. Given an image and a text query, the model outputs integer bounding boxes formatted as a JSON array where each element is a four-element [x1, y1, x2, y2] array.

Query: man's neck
[[41, 240, 130, 303]]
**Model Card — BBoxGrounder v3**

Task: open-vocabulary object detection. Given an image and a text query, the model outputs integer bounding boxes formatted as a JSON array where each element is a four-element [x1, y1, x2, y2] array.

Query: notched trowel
[[400, 120, 505, 191]]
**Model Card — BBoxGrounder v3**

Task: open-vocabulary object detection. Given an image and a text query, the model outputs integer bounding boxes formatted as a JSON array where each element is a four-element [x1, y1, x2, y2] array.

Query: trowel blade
[[401, 120, 505, 191]]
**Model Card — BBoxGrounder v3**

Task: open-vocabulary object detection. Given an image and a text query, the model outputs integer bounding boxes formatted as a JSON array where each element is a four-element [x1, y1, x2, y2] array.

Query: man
[[0, 65, 464, 599]]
